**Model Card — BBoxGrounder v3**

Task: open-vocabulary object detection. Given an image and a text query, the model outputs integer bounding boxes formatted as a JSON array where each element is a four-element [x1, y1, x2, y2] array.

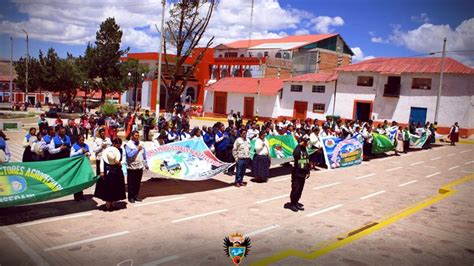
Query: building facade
[[335, 58, 474, 136]]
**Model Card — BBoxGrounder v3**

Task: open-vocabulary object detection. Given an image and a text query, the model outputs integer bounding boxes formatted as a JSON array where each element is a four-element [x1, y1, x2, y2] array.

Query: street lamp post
[[21, 29, 29, 105], [9, 37, 13, 103], [83, 80, 89, 114]]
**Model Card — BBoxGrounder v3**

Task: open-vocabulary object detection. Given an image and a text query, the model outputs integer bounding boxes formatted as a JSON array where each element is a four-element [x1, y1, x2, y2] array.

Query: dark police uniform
[[289, 143, 310, 209]]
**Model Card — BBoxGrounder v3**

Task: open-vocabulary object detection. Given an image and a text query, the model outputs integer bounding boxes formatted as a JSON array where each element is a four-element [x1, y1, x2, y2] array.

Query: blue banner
[[321, 135, 363, 169]]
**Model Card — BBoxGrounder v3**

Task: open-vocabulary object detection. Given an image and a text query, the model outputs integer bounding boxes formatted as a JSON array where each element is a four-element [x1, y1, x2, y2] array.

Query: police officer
[[284, 137, 310, 212]]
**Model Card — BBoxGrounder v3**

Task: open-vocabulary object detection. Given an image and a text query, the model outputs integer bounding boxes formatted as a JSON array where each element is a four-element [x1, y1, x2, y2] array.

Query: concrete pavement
[[0, 139, 473, 265]]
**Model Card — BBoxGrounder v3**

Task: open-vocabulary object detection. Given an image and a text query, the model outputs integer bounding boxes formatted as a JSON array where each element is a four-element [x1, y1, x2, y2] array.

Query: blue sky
[[1, 0, 473, 65]]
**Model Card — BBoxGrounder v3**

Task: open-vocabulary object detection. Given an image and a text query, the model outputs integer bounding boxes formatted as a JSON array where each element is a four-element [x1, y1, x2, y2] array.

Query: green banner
[[410, 133, 428, 148], [250, 135, 298, 164], [372, 133, 396, 154], [0, 156, 98, 208]]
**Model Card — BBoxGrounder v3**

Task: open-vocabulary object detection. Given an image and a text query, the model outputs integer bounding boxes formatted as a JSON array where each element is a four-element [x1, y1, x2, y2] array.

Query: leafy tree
[[14, 56, 42, 92], [160, 0, 217, 111], [90, 17, 129, 103]]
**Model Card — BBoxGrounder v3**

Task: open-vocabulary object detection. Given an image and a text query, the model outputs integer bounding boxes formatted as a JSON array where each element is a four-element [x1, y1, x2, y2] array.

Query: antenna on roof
[[247, 0, 254, 51]]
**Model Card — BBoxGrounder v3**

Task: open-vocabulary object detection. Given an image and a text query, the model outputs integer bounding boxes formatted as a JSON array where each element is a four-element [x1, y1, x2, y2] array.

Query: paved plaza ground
[[0, 119, 473, 265]]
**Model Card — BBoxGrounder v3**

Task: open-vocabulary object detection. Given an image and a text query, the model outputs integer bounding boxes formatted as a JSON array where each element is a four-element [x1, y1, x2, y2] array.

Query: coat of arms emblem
[[223, 232, 251, 265]]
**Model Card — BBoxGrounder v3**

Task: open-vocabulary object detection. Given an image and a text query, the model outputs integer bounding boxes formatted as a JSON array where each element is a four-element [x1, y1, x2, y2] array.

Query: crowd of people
[[0, 101, 463, 212]]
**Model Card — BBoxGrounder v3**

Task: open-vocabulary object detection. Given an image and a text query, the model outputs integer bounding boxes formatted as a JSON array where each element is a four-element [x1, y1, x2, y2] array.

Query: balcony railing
[[384, 84, 401, 97]]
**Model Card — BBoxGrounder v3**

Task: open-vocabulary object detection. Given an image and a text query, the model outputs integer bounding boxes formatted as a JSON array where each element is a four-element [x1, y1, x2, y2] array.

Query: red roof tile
[[206, 77, 283, 95], [285, 71, 337, 82], [223, 34, 337, 49], [337, 57, 474, 74]]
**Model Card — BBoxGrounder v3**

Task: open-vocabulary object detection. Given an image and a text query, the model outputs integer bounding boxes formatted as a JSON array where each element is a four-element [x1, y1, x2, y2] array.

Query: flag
[[0, 156, 97, 208], [250, 134, 298, 164], [372, 133, 395, 154], [146, 138, 233, 181]]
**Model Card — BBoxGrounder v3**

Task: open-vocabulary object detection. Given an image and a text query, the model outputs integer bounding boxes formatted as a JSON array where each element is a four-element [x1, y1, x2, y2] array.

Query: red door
[[213, 92, 227, 115], [293, 101, 308, 120], [243, 97, 254, 118]]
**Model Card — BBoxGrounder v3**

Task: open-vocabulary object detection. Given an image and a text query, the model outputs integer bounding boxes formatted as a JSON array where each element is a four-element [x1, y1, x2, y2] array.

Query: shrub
[[100, 102, 117, 116]]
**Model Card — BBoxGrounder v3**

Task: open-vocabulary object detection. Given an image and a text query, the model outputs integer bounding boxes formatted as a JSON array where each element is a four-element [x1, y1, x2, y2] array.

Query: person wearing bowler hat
[[285, 136, 310, 212], [94, 138, 126, 211]]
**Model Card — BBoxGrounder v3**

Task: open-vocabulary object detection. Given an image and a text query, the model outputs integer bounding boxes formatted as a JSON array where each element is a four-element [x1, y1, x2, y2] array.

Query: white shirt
[[254, 138, 270, 156], [93, 137, 112, 158], [246, 129, 259, 140]]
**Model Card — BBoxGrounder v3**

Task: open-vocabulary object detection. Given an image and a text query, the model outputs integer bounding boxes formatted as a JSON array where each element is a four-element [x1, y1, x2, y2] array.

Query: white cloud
[[310, 16, 344, 33], [370, 37, 385, 43], [389, 18, 474, 66], [411, 13, 430, 24], [0, 0, 348, 54], [351, 47, 375, 62], [294, 29, 310, 35]]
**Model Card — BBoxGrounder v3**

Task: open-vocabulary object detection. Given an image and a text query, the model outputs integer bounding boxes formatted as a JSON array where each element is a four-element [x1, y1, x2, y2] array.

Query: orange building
[[121, 33, 353, 112]]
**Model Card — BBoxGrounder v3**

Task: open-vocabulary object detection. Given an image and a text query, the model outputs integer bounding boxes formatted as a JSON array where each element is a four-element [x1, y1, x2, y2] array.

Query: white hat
[[28, 136, 38, 147], [102, 147, 120, 165], [32, 142, 44, 156], [0, 150, 6, 163]]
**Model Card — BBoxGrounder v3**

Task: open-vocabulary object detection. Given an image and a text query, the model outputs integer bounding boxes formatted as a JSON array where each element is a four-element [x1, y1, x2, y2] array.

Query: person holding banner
[[232, 129, 250, 187], [215, 124, 229, 162], [95, 138, 126, 211], [48, 126, 72, 161], [402, 126, 410, 153], [125, 131, 148, 203], [362, 125, 374, 161], [93, 128, 112, 175], [70, 135, 91, 201], [448, 122, 460, 146], [42, 126, 55, 161], [252, 131, 271, 183], [0, 130, 11, 163], [285, 137, 310, 212], [22, 127, 37, 162]]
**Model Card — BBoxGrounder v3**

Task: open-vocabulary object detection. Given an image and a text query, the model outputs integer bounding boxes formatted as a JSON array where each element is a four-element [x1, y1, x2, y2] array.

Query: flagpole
[[156, 0, 166, 113]]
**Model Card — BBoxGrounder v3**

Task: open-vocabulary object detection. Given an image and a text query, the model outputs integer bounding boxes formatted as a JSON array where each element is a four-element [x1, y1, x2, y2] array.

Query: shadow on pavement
[[139, 177, 231, 198], [0, 196, 99, 226]]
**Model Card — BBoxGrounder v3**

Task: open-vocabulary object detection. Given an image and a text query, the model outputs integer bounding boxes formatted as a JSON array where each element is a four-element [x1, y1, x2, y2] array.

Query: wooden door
[[243, 97, 254, 118], [213, 92, 227, 115], [293, 101, 308, 120]]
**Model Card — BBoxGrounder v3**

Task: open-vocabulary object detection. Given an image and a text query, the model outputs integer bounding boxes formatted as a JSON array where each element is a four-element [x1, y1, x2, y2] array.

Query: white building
[[204, 77, 283, 119], [334, 57, 474, 136], [280, 72, 337, 120]]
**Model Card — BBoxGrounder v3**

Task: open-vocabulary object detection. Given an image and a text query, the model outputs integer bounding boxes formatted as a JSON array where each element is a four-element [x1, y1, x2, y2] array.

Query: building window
[[290, 85, 303, 92], [313, 103, 325, 113], [224, 52, 238, 58], [243, 69, 252, 77], [312, 85, 325, 93], [185, 87, 195, 102], [275, 52, 282, 58], [233, 69, 240, 77], [412, 78, 432, 90], [283, 52, 290, 59], [211, 69, 218, 79], [221, 69, 229, 78], [279, 89, 283, 100], [357, 76, 374, 86], [240, 54, 245, 57]]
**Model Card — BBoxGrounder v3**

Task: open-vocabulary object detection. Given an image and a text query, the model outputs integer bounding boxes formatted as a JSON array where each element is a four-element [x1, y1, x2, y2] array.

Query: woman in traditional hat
[[94, 138, 126, 211]]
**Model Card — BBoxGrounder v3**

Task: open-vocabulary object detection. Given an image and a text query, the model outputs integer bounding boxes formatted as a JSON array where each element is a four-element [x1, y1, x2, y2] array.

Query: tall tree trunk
[[101, 88, 106, 103], [166, 92, 180, 112]]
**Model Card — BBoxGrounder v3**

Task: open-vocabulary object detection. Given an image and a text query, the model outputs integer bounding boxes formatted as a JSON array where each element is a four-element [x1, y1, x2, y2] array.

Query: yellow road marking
[[251, 174, 474, 265]]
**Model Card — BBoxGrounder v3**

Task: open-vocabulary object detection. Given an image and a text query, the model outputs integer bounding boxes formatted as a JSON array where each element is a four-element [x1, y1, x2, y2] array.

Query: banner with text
[[146, 138, 233, 181], [321, 135, 363, 169], [0, 156, 97, 208]]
